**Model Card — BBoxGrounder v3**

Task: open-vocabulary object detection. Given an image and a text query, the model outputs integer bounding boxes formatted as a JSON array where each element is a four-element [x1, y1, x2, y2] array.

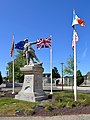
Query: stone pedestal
[[15, 64, 47, 102]]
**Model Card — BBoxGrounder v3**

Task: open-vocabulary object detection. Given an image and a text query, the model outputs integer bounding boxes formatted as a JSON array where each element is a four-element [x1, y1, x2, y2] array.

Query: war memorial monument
[[15, 39, 47, 102]]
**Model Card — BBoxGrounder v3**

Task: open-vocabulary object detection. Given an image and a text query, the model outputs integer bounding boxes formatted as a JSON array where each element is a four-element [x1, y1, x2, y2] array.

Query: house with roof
[[42, 71, 90, 86]]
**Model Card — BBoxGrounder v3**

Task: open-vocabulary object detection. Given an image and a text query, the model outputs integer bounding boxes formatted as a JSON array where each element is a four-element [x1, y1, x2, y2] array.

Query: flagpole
[[49, 34, 53, 94], [12, 35, 15, 94], [50, 46, 53, 94], [72, 9, 77, 101], [73, 29, 77, 101], [36, 34, 52, 94], [72, 9, 84, 101], [12, 54, 15, 94]]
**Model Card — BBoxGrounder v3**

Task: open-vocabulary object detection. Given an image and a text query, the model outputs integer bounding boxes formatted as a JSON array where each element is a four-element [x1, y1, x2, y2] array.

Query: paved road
[[43, 86, 90, 93], [0, 114, 90, 120], [1, 85, 90, 93]]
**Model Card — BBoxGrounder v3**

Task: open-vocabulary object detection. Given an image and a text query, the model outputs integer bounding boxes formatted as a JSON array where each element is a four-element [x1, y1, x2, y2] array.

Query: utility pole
[[61, 62, 64, 91]]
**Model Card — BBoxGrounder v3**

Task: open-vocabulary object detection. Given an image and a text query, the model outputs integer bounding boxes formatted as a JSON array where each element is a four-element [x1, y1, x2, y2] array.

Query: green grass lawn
[[0, 97, 38, 116], [0, 90, 90, 116]]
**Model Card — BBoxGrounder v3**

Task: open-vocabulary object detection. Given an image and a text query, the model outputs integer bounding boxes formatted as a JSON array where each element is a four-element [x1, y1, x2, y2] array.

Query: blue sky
[[0, 0, 90, 77]]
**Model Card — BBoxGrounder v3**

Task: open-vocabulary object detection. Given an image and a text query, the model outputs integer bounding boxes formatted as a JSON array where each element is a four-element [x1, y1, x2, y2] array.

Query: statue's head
[[24, 39, 28, 43]]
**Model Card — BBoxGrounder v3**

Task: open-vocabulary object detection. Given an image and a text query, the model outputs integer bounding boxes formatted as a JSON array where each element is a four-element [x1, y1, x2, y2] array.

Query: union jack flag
[[36, 35, 52, 49]]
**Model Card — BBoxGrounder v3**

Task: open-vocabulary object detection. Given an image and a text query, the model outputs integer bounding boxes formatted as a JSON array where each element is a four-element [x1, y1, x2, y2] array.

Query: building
[[42, 71, 90, 86]]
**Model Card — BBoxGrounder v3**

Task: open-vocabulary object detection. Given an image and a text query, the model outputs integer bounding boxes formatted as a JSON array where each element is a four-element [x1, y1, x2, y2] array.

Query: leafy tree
[[77, 70, 84, 86], [64, 55, 84, 86], [64, 55, 74, 76], [0, 71, 3, 85], [6, 50, 26, 83], [52, 67, 60, 78], [64, 55, 74, 86]]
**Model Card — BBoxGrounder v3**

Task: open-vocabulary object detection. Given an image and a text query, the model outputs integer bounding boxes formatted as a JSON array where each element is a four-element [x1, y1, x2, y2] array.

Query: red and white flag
[[10, 36, 14, 57], [72, 30, 79, 50]]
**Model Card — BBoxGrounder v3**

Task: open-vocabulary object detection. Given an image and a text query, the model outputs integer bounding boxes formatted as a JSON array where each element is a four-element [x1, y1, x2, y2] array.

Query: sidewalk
[[0, 114, 90, 120]]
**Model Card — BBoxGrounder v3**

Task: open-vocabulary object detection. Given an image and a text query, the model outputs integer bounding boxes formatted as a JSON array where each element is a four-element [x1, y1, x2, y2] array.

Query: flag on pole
[[10, 36, 14, 57], [36, 35, 52, 49], [73, 30, 79, 42], [15, 41, 25, 50], [72, 30, 79, 50], [36, 35, 53, 94], [72, 9, 85, 27], [72, 10, 85, 101], [72, 41, 74, 50]]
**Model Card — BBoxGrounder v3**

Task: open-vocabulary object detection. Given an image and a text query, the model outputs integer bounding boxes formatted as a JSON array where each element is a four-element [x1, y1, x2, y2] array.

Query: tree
[[64, 55, 74, 76], [77, 70, 84, 86], [0, 72, 3, 85], [64, 55, 84, 86], [64, 55, 74, 87], [52, 67, 60, 78], [6, 50, 26, 83]]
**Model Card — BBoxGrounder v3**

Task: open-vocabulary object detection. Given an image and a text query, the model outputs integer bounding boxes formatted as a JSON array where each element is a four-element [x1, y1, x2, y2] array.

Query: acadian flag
[[72, 10, 85, 27], [10, 36, 14, 57], [72, 30, 79, 50], [36, 35, 52, 50]]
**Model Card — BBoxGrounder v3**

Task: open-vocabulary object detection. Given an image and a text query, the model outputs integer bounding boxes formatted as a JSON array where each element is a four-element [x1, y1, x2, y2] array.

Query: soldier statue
[[23, 39, 40, 65]]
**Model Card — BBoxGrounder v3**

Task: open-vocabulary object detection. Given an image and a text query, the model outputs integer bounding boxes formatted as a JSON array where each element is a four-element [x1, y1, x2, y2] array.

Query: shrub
[[44, 104, 53, 111], [26, 109, 35, 115], [79, 98, 90, 106], [56, 102, 65, 108], [52, 94, 62, 102], [77, 70, 84, 86], [66, 101, 76, 108]]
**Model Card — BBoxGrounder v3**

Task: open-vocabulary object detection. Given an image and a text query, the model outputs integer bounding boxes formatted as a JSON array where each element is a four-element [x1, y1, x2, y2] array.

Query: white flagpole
[[50, 47, 53, 94], [73, 29, 77, 101], [12, 35, 15, 94], [49, 35, 53, 94], [12, 55, 15, 94]]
